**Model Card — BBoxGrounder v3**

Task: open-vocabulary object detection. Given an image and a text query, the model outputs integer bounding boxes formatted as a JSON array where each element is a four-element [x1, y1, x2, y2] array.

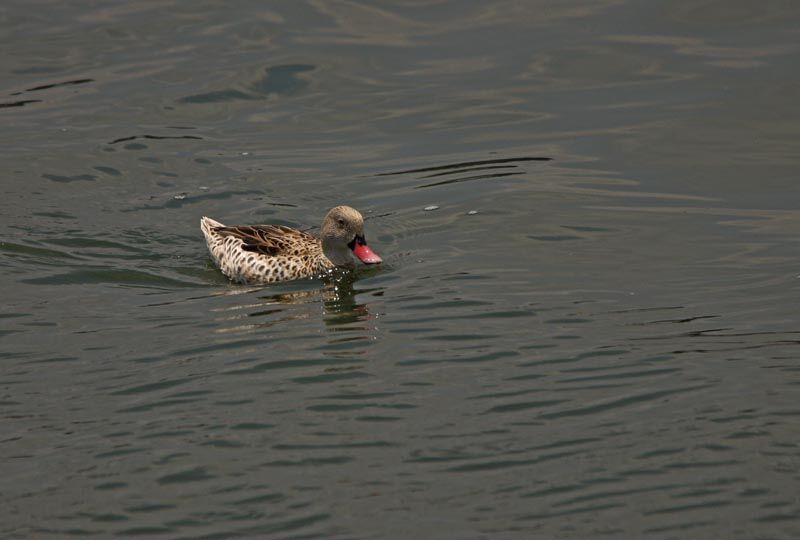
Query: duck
[[200, 206, 382, 284]]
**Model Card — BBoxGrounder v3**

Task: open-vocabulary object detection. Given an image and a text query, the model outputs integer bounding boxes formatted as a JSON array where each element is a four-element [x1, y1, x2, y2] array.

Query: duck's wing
[[211, 224, 318, 256]]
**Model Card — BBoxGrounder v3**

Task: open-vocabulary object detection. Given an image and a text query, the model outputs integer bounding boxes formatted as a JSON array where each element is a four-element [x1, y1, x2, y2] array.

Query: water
[[2, 1, 800, 538]]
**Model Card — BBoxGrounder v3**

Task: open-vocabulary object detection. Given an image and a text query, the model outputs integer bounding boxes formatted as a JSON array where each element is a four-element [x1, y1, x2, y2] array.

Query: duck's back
[[201, 216, 331, 284]]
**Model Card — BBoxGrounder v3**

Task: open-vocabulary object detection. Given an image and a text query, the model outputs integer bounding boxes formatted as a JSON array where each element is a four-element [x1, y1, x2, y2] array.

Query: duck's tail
[[200, 216, 225, 239], [200, 216, 227, 270]]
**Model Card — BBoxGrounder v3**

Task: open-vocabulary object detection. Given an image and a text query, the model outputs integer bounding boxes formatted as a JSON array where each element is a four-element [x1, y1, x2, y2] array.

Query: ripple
[[376, 156, 552, 176], [540, 384, 713, 420], [20, 268, 201, 288], [3, 1, 800, 539], [179, 64, 314, 103]]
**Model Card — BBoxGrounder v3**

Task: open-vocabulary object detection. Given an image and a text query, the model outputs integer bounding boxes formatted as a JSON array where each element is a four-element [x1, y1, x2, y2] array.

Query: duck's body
[[201, 206, 381, 284], [200, 217, 334, 283]]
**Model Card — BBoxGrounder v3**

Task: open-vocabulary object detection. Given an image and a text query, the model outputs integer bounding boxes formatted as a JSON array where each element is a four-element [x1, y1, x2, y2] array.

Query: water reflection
[[213, 269, 381, 339], [321, 270, 381, 329]]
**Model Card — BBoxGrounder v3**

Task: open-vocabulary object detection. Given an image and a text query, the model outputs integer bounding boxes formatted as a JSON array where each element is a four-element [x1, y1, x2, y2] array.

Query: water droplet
[[173, 194, 186, 200], [424, 205, 439, 211], [467, 210, 478, 215]]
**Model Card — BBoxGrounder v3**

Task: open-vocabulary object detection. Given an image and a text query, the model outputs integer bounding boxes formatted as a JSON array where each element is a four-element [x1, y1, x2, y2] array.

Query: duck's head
[[321, 206, 383, 269]]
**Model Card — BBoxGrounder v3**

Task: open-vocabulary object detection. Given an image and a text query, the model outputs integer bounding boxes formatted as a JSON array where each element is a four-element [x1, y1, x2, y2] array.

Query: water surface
[[2, 1, 800, 538]]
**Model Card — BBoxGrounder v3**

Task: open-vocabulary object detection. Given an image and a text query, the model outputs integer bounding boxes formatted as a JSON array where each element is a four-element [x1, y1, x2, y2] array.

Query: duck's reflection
[[212, 268, 381, 336], [320, 270, 373, 328]]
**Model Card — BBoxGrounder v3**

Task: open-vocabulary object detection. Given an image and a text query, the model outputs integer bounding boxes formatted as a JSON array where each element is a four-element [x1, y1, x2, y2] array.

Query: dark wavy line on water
[[629, 315, 720, 326], [0, 99, 42, 109], [415, 171, 525, 189], [629, 328, 733, 341], [539, 384, 713, 420], [109, 134, 204, 144], [444, 449, 584, 473], [694, 329, 800, 338], [608, 305, 685, 314], [627, 329, 800, 348], [10, 78, 94, 95], [376, 156, 552, 176], [363, 212, 395, 221], [419, 164, 519, 178]]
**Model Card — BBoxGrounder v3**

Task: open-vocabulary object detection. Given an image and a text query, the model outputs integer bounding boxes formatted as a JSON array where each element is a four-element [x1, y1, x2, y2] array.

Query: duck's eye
[[337, 219, 345, 227]]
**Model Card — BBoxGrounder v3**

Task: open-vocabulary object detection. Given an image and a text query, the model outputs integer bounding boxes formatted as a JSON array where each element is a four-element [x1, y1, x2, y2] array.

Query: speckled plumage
[[201, 206, 381, 284], [201, 217, 333, 284]]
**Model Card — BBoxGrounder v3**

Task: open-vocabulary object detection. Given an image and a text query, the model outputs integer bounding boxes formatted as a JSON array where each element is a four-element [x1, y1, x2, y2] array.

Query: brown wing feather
[[212, 224, 318, 256]]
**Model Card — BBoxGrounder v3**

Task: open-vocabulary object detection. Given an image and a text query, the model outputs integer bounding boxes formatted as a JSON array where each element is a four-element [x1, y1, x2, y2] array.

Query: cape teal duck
[[201, 206, 382, 284]]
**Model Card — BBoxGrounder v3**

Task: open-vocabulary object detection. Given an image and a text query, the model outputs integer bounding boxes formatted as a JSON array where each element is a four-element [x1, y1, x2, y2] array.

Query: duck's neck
[[321, 239, 355, 269]]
